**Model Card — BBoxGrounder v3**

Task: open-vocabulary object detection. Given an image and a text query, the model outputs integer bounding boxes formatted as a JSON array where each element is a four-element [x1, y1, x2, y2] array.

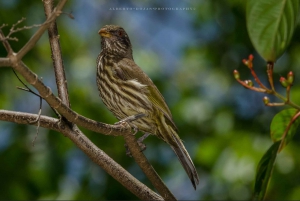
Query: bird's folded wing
[[114, 58, 178, 132]]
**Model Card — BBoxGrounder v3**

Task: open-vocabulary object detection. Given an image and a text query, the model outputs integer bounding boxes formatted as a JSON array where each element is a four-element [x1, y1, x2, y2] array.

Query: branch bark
[[0, 110, 162, 200], [124, 133, 177, 200], [43, 0, 70, 108], [0, 58, 11, 67]]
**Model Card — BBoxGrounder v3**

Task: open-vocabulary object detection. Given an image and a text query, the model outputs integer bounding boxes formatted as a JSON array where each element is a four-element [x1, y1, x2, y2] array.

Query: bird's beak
[[98, 28, 111, 38]]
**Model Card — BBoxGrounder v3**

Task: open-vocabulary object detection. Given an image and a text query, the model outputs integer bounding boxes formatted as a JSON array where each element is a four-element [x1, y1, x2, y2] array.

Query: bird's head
[[98, 25, 133, 60]]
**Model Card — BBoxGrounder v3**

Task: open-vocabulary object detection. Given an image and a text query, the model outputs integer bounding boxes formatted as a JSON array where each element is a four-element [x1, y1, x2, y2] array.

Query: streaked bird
[[96, 25, 199, 189]]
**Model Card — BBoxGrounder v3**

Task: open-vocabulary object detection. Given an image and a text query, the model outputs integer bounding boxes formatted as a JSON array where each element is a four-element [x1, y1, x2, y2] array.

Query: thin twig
[[248, 68, 269, 90], [267, 62, 275, 91], [0, 28, 14, 54], [31, 104, 42, 147], [0, 18, 42, 42], [236, 56, 300, 110], [17, 0, 68, 60], [266, 102, 285, 107], [286, 85, 291, 102], [13, 69, 42, 97], [0, 24, 8, 29], [278, 110, 300, 152], [236, 79, 267, 93], [12, 68, 43, 145]]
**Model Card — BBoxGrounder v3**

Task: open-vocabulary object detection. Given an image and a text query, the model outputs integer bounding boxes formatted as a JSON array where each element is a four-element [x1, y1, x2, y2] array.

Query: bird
[[96, 24, 199, 189]]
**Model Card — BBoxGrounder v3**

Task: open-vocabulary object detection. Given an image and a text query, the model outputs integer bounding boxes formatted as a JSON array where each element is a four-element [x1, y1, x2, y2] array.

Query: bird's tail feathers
[[168, 127, 199, 189]]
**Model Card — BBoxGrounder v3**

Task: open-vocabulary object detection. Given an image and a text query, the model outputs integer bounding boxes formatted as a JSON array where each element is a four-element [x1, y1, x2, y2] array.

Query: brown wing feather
[[114, 58, 178, 132]]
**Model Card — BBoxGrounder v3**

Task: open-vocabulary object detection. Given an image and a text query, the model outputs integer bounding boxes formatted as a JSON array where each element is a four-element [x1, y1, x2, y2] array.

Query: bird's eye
[[118, 30, 123, 36]]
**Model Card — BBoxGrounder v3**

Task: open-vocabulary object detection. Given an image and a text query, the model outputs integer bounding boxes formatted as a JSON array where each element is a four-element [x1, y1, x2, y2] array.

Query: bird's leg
[[124, 125, 139, 157], [137, 132, 150, 152], [113, 113, 148, 156], [124, 143, 132, 157], [125, 132, 150, 157]]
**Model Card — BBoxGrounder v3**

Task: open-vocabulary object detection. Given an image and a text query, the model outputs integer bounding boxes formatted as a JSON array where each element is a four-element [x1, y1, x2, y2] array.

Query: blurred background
[[1, 0, 300, 200]]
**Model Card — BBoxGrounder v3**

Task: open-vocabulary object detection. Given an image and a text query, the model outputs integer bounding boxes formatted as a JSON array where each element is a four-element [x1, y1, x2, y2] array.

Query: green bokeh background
[[1, 0, 300, 200]]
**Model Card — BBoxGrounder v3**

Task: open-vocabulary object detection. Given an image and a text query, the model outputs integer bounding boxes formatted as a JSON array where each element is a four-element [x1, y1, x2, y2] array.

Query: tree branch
[[124, 132, 177, 200], [0, 1, 129, 137], [0, 110, 163, 200], [43, 0, 70, 108], [0, 58, 11, 67], [16, 0, 68, 60], [0, 29, 14, 54]]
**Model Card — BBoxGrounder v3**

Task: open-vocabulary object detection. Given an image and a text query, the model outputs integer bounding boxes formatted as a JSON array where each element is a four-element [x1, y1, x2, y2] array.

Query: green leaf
[[253, 141, 280, 200], [246, 0, 300, 62], [270, 108, 300, 149]]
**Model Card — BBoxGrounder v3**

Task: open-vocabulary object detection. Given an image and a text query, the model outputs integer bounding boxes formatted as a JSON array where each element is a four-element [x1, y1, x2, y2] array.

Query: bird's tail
[[166, 126, 199, 189]]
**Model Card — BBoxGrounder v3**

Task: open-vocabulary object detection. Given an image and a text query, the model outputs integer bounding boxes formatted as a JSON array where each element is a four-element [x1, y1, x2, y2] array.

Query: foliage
[[238, 0, 300, 200]]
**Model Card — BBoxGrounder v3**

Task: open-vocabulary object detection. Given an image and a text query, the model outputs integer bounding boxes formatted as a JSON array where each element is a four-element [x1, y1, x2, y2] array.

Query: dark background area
[[1, 0, 300, 200]]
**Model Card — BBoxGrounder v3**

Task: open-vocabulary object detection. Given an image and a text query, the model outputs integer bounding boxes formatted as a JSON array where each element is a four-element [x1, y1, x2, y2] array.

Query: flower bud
[[242, 55, 253, 68], [287, 71, 294, 85], [279, 77, 289, 88], [242, 59, 248, 66], [246, 80, 253, 87], [233, 70, 240, 80], [263, 96, 269, 105], [248, 54, 254, 61]]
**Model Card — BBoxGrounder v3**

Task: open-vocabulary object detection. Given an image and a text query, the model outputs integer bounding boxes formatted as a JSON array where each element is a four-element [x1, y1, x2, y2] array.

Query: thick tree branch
[[124, 132, 177, 200], [6, 60, 131, 136], [0, 110, 163, 200], [0, 58, 11, 67]]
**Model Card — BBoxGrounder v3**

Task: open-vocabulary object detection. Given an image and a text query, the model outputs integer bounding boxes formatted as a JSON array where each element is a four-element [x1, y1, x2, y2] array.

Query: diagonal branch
[[124, 132, 177, 200], [0, 109, 163, 200], [43, 0, 70, 108], [12, 60, 130, 136]]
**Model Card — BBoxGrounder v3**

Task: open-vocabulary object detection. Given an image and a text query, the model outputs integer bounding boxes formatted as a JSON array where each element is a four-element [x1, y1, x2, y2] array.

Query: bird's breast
[[97, 55, 152, 119]]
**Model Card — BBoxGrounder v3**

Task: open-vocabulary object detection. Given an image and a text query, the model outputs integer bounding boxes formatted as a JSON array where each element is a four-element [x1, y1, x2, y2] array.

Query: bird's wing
[[114, 58, 178, 132]]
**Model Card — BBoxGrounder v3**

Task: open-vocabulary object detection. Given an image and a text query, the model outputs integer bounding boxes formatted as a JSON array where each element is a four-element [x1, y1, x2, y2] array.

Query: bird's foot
[[125, 132, 150, 157], [124, 143, 132, 157], [137, 132, 150, 151], [114, 113, 146, 126]]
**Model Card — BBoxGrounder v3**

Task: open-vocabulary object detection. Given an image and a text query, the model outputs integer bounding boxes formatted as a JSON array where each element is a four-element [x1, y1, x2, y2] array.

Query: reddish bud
[[263, 96, 269, 105], [242, 55, 253, 68], [233, 70, 240, 80], [279, 77, 289, 88], [287, 71, 294, 85], [248, 54, 254, 61]]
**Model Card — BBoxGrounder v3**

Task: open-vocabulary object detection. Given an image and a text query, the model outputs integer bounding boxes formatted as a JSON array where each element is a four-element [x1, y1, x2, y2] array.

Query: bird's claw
[[136, 132, 150, 151], [124, 141, 146, 157], [124, 132, 150, 157], [114, 113, 146, 125]]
